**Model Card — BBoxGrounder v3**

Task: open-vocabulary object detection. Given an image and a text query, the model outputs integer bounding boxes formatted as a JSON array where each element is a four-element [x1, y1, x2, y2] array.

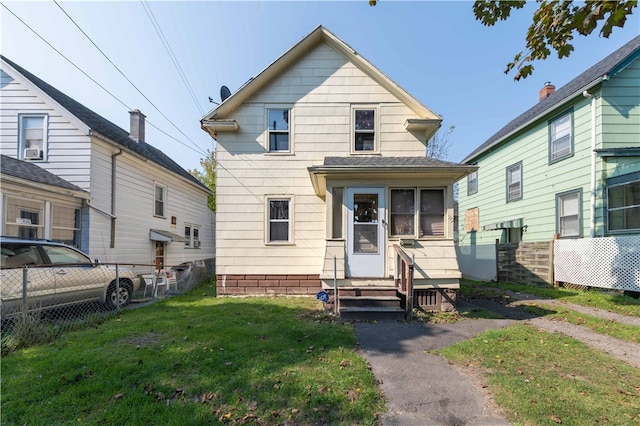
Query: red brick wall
[[217, 274, 321, 296]]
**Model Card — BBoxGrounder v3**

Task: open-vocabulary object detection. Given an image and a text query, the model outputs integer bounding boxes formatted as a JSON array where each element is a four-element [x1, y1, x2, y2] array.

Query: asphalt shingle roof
[[1, 154, 88, 194], [324, 156, 464, 168], [463, 35, 640, 163], [1, 55, 208, 192]]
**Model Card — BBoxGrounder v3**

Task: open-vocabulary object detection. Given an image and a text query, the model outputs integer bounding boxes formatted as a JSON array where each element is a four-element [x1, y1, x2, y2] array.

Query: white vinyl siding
[[214, 42, 431, 276]]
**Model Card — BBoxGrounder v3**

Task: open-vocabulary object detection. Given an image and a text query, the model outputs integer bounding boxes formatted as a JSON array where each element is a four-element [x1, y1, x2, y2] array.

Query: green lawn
[[1, 281, 384, 425]]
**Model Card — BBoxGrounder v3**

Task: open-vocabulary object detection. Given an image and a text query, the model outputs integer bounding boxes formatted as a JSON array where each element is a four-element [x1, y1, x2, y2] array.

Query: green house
[[457, 35, 640, 247]]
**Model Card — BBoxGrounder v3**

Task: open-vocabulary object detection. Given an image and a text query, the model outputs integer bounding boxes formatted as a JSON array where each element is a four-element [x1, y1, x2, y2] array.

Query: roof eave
[[0, 174, 90, 199], [462, 77, 606, 164]]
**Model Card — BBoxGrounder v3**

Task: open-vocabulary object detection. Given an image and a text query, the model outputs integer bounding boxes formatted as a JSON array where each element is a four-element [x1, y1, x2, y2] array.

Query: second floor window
[[268, 108, 290, 152], [354, 109, 375, 152], [467, 170, 478, 195], [506, 162, 523, 202], [19, 114, 47, 161], [549, 111, 573, 162], [154, 183, 166, 217]]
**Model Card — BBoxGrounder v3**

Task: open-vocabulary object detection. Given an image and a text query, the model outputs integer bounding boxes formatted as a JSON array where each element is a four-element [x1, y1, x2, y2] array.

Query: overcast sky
[[2, 1, 638, 172]]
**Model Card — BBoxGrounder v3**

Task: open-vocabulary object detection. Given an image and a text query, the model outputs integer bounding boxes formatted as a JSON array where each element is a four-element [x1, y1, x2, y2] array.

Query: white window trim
[[265, 105, 294, 155], [184, 223, 201, 249], [265, 195, 294, 245], [351, 105, 380, 155], [153, 182, 167, 218], [18, 113, 48, 161]]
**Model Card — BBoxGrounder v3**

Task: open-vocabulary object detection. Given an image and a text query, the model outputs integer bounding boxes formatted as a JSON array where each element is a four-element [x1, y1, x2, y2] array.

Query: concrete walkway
[[354, 318, 514, 425]]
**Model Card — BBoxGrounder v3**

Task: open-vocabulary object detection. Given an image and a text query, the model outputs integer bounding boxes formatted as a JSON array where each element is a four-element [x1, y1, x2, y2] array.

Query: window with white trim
[[184, 224, 201, 248], [154, 183, 166, 217], [267, 108, 290, 152], [353, 108, 376, 152], [4, 197, 44, 239], [608, 177, 640, 232], [549, 111, 573, 163], [467, 170, 478, 195], [556, 190, 581, 237], [19, 114, 47, 161], [267, 198, 291, 243], [52, 205, 81, 247], [506, 162, 522, 202]]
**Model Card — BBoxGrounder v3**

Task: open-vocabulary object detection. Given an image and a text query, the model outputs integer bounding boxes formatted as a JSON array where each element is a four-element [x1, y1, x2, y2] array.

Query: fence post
[[22, 266, 28, 308], [115, 263, 120, 309]]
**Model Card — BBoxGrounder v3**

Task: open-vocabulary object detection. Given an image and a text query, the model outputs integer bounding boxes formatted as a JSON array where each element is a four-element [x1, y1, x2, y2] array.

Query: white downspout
[[583, 90, 596, 238]]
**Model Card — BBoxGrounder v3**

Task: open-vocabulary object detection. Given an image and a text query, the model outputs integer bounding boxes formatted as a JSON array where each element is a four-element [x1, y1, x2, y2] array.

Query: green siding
[[457, 57, 640, 245]]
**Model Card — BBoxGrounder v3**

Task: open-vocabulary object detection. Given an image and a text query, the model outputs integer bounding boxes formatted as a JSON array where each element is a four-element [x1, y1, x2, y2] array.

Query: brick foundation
[[217, 274, 322, 296]]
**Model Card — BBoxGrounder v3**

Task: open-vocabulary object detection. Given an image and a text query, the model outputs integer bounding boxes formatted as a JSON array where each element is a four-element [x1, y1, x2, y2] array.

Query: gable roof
[[1, 154, 89, 198], [462, 35, 640, 164], [0, 55, 210, 193], [202, 25, 441, 123]]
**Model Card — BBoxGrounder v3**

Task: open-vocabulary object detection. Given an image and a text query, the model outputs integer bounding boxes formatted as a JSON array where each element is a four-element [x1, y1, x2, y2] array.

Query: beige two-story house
[[202, 26, 475, 313]]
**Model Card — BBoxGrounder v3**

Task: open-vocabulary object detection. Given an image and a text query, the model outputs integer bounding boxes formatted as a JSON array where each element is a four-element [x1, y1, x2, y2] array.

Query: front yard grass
[[461, 280, 640, 317], [1, 281, 384, 425], [436, 323, 640, 425]]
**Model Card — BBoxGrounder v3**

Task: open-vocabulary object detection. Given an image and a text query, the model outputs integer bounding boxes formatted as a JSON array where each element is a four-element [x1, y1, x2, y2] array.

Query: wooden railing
[[393, 244, 414, 322]]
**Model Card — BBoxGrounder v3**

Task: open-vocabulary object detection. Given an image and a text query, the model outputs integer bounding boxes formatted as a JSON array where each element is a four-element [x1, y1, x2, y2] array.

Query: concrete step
[[339, 306, 405, 321], [339, 295, 401, 308], [331, 287, 399, 297]]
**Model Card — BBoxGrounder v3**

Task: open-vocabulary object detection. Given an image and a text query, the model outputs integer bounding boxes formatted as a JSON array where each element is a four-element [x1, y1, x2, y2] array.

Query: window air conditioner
[[193, 240, 201, 248], [24, 148, 43, 160]]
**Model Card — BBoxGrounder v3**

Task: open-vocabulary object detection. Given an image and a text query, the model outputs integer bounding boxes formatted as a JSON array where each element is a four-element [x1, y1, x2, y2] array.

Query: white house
[[0, 55, 214, 272], [201, 26, 475, 313]]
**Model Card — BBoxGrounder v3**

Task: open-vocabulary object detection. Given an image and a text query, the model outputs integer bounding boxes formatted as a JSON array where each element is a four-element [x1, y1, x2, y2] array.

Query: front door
[[346, 187, 385, 277]]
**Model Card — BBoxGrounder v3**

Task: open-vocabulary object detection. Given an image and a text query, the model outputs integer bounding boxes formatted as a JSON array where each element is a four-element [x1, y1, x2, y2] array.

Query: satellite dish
[[220, 86, 231, 102]]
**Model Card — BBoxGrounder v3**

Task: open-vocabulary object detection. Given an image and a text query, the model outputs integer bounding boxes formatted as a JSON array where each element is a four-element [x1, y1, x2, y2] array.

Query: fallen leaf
[[113, 393, 125, 400], [549, 414, 562, 423]]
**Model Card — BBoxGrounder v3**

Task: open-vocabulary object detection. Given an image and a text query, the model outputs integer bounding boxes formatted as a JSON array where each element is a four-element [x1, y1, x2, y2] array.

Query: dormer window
[[268, 108, 290, 152], [353, 107, 377, 153]]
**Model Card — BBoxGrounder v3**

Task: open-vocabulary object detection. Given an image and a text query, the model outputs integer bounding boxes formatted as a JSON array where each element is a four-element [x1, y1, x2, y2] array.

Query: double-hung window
[[420, 190, 445, 236], [556, 190, 581, 237], [549, 111, 573, 162], [52, 205, 81, 247], [267, 198, 292, 243], [353, 108, 376, 152], [154, 183, 166, 217], [19, 114, 47, 161], [267, 108, 290, 152], [608, 176, 640, 232], [4, 197, 44, 239], [506, 162, 523, 202], [390, 189, 415, 236], [389, 188, 445, 238], [184, 225, 201, 248], [467, 170, 478, 195]]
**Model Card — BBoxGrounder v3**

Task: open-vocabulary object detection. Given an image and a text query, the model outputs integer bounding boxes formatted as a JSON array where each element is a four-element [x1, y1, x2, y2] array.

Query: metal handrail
[[393, 244, 414, 322]]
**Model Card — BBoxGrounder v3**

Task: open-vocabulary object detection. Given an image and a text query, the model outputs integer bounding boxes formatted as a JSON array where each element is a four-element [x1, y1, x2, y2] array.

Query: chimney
[[129, 109, 146, 142], [539, 82, 555, 101]]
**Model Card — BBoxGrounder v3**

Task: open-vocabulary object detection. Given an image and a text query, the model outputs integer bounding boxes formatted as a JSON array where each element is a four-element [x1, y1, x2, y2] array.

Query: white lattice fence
[[554, 236, 640, 291]]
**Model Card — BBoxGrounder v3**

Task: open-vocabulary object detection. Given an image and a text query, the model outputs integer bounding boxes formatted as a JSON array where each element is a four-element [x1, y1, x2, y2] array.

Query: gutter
[[111, 149, 123, 247], [583, 90, 597, 238]]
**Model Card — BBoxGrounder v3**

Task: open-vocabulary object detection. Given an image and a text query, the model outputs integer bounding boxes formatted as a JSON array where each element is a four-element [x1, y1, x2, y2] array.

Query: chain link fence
[[1, 259, 215, 353]]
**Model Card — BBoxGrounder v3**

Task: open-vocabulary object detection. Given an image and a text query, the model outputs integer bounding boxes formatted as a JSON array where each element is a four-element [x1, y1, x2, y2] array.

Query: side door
[[41, 245, 105, 306], [0, 244, 56, 316], [346, 187, 386, 277]]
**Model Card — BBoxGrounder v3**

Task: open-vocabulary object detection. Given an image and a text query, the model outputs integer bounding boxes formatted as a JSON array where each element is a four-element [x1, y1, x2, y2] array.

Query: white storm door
[[346, 187, 385, 277]]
